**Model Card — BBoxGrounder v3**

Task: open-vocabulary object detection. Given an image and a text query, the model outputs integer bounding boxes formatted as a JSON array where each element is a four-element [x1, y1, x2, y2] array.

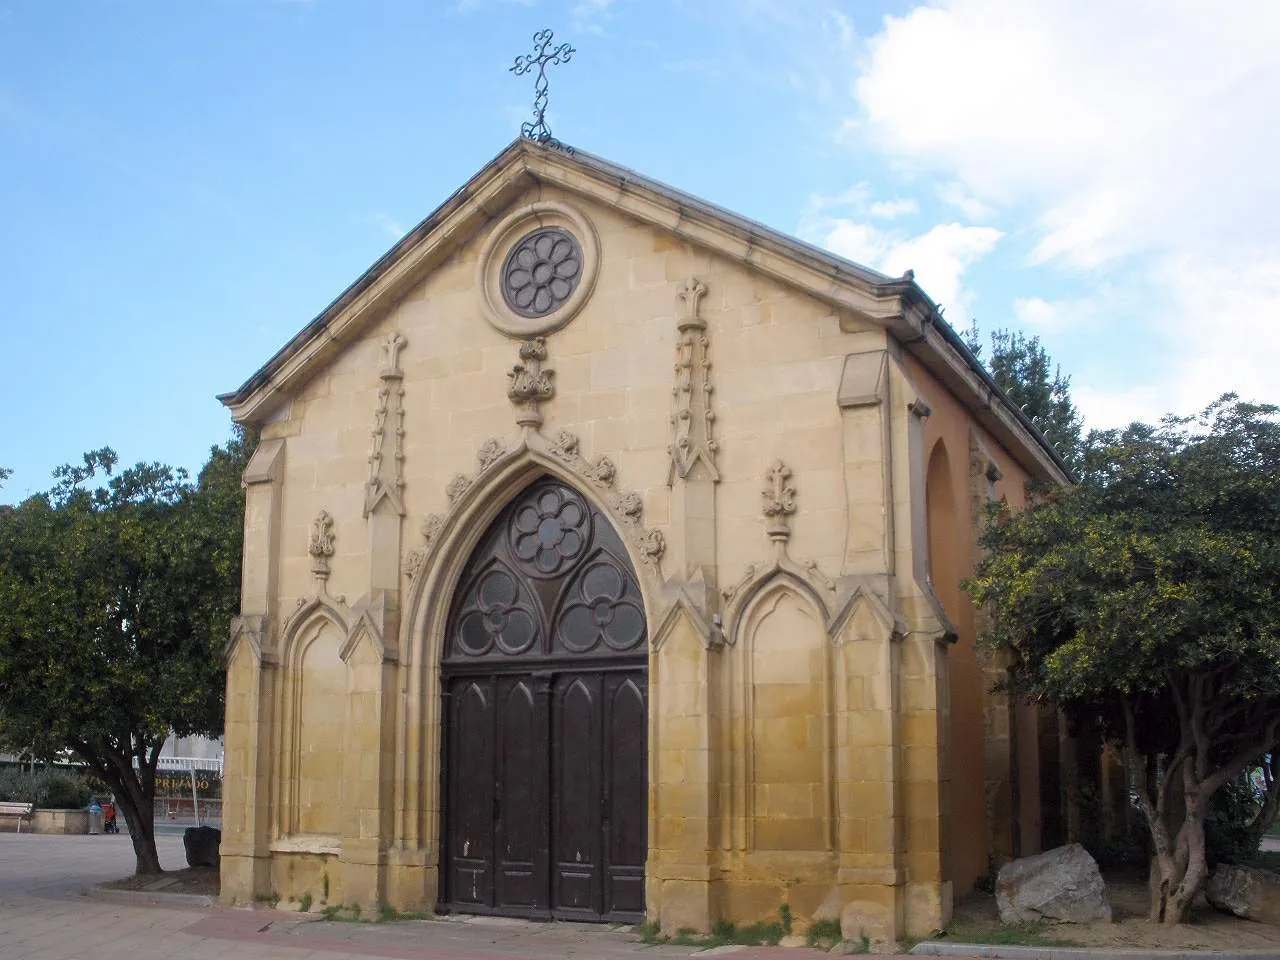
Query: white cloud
[[935, 181, 992, 222], [868, 198, 917, 219], [841, 0, 1280, 424], [852, 0, 1280, 268], [1012, 296, 1078, 333], [820, 217, 1002, 319]]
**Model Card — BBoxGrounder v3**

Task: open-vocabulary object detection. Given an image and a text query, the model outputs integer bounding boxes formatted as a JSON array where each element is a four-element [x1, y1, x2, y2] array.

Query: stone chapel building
[[218, 139, 1070, 941]]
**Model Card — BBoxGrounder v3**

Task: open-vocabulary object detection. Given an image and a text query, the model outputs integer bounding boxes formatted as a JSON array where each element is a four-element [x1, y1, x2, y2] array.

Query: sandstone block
[[1206, 863, 1280, 923], [995, 843, 1110, 924]]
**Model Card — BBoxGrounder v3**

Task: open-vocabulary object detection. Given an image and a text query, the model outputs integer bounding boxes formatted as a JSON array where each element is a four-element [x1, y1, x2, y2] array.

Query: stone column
[[220, 438, 285, 905], [342, 332, 408, 909], [649, 611, 720, 934]]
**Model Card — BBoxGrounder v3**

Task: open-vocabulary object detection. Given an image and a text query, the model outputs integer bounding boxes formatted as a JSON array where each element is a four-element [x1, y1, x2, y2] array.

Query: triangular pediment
[[218, 138, 1066, 482]]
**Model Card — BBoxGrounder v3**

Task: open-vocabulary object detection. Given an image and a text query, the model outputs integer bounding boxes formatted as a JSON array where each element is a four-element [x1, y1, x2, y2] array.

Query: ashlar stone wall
[[219, 159, 1046, 944]]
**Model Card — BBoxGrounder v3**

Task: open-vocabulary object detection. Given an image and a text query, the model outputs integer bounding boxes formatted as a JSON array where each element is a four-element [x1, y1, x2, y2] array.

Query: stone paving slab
[[0, 834, 867, 960]]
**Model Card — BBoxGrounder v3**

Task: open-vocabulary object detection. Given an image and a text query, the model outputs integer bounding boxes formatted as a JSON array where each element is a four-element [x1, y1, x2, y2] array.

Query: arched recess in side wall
[[926, 438, 985, 894], [925, 439, 961, 620], [735, 581, 833, 854], [278, 604, 348, 840]]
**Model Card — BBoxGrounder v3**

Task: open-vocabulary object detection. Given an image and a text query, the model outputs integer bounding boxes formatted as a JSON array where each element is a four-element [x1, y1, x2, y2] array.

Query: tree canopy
[[967, 396, 1280, 922], [965, 324, 1084, 469], [0, 433, 249, 873]]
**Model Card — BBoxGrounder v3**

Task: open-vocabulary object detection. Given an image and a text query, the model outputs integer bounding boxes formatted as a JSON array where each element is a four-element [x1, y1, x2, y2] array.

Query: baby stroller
[[101, 798, 119, 834]]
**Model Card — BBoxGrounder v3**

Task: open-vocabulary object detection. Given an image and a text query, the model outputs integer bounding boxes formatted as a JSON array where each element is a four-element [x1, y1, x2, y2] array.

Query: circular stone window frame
[[477, 200, 601, 338]]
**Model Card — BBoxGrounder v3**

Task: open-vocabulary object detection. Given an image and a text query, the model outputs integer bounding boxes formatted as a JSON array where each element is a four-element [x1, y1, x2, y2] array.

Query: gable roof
[[218, 138, 1069, 484]]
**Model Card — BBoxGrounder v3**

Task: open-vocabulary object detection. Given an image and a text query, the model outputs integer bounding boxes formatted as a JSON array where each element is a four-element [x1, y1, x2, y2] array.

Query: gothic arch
[[393, 431, 664, 854], [925, 438, 961, 620], [276, 600, 349, 841], [728, 580, 835, 853]]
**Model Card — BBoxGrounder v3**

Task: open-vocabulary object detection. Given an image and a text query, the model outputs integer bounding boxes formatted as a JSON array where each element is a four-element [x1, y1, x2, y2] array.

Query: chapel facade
[[217, 139, 1069, 941]]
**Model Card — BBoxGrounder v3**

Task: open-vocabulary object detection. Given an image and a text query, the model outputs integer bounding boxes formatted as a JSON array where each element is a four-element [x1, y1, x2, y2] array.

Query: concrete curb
[[83, 884, 215, 908], [910, 943, 1280, 960]]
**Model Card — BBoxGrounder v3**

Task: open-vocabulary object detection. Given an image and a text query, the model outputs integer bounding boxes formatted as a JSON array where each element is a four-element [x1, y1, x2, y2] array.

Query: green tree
[[0, 435, 249, 874], [965, 324, 1083, 468], [966, 396, 1280, 923]]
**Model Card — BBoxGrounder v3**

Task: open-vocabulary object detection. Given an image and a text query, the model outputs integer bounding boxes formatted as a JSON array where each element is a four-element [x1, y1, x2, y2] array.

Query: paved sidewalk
[[0, 833, 882, 960]]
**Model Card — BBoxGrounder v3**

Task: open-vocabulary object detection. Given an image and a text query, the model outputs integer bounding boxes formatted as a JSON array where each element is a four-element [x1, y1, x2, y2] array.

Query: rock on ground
[[1206, 864, 1280, 923], [996, 842, 1112, 924], [182, 826, 222, 868]]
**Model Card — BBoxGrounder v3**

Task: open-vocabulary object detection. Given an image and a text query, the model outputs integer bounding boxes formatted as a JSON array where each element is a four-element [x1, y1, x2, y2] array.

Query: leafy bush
[[1207, 771, 1266, 866], [0, 766, 93, 809]]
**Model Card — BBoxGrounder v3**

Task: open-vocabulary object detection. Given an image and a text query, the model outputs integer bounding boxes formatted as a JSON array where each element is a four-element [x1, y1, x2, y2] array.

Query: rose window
[[557, 560, 646, 653], [455, 567, 539, 657], [509, 486, 590, 576], [501, 227, 583, 318]]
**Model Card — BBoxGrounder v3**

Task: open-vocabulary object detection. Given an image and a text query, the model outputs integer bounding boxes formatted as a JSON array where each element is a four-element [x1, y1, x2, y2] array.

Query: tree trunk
[[104, 754, 163, 876]]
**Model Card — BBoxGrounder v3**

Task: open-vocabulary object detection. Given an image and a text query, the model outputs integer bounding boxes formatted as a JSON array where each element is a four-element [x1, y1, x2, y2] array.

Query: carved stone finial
[[668, 278, 719, 485], [365, 332, 407, 517], [309, 510, 335, 584], [508, 337, 556, 427], [677, 276, 708, 330], [381, 331, 407, 377], [762, 460, 797, 544]]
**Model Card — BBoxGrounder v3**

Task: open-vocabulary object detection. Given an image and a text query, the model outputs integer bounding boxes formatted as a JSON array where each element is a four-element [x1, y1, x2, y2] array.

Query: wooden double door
[[440, 479, 648, 922]]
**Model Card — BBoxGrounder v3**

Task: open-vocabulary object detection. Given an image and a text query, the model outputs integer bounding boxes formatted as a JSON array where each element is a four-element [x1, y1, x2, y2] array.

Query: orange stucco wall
[[904, 351, 1044, 897]]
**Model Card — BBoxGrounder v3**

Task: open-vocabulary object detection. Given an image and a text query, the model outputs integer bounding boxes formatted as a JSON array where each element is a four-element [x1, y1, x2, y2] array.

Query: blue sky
[[3, 0, 1277, 502]]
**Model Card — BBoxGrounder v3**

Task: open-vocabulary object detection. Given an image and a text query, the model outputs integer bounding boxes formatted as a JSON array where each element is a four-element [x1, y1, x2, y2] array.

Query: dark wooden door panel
[[442, 478, 649, 922], [552, 673, 602, 917], [604, 671, 647, 918], [448, 678, 494, 907], [495, 676, 548, 909]]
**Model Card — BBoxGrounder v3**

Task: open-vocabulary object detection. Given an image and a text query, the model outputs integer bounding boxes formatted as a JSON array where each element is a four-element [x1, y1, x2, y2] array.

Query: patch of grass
[[779, 902, 793, 935], [940, 920, 1081, 948], [376, 903, 434, 923], [320, 904, 369, 923], [298, 892, 312, 913], [805, 918, 843, 949], [254, 892, 280, 908], [632, 910, 787, 948], [851, 932, 872, 954]]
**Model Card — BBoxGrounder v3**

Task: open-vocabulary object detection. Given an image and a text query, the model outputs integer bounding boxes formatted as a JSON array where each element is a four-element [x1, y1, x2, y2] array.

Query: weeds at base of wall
[[936, 919, 1080, 948], [298, 892, 312, 913], [634, 910, 788, 948], [318, 903, 433, 924], [805, 918, 842, 950]]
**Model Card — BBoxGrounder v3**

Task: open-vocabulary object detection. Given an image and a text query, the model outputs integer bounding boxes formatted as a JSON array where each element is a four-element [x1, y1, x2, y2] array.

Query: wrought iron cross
[[510, 29, 575, 149]]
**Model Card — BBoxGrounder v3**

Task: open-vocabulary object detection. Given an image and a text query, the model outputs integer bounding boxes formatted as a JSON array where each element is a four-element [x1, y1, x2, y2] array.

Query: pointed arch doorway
[[440, 477, 648, 922]]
